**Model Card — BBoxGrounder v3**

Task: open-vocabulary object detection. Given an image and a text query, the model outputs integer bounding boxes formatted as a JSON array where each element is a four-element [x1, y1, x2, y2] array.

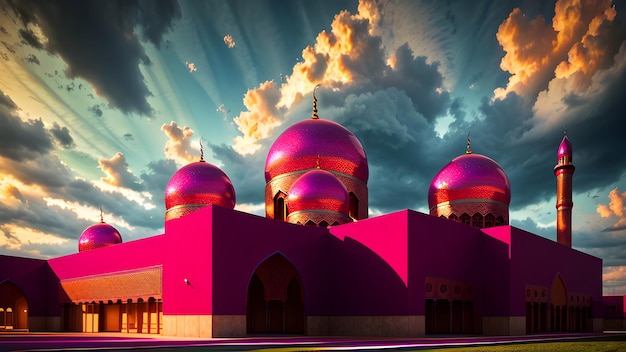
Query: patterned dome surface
[[287, 169, 350, 215], [78, 222, 122, 252], [557, 134, 573, 161], [428, 153, 511, 210], [165, 161, 236, 211], [265, 118, 368, 183]]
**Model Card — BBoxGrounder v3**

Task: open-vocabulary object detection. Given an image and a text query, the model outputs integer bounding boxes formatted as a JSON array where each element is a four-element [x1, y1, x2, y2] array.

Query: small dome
[[265, 118, 368, 184], [428, 153, 511, 210], [557, 134, 573, 161], [165, 160, 236, 221], [287, 169, 350, 216], [78, 222, 122, 252]]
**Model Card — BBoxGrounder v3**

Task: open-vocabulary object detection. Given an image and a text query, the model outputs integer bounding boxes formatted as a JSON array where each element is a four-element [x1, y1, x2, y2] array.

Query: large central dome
[[265, 118, 368, 183]]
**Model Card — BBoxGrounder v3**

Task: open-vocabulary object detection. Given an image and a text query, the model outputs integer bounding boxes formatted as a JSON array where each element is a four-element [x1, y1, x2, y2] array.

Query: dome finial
[[199, 138, 205, 162], [312, 84, 321, 119], [466, 131, 472, 154], [99, 206, 104, 223], [316, 154, 321, 169]]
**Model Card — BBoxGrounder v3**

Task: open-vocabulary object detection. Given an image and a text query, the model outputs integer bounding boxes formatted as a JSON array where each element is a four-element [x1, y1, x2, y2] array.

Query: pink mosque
[[1, 93, 625, 337]]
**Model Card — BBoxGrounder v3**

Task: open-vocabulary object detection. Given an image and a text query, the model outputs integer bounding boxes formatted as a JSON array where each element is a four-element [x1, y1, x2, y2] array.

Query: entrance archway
[[0, 281, 28, 330], [550, 275, 567, 332], [246, 253, 305, 334]]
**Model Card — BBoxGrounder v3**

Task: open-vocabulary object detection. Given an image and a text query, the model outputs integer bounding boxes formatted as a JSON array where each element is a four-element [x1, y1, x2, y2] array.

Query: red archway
[[246, 253, 305, 334], [0, 281, 28, 330]]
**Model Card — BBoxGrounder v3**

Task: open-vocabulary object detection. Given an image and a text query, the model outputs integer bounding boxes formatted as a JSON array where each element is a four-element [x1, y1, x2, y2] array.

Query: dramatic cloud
[[49, 122, 74, 149], [161, 121, 196, 166], [98, 152, 143, 192], [224, 34, 236, 48], [6, 0, 182, 116], [598, 188, 626, 231], [0, 91, 54, 161], [494, 0, 620, 100]]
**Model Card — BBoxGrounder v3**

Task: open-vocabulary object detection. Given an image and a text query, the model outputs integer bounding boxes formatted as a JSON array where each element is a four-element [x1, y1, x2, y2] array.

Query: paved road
[[1, 332, 624, 352]]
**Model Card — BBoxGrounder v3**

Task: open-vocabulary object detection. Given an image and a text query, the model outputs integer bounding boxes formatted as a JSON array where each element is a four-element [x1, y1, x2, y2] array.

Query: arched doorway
[[0, 281, 28, 330], [246, 253, 305, 334], [550, 275, 567, 332]]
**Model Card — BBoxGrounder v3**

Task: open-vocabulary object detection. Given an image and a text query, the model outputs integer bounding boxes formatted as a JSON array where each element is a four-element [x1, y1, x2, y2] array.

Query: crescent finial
[[466, 131, 472, 154], [199, 138, 205, 162], [312, 84, 321, 119]]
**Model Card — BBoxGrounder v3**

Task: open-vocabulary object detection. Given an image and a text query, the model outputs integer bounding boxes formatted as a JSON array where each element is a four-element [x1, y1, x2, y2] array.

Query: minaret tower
[[554, 131, 575, 247]]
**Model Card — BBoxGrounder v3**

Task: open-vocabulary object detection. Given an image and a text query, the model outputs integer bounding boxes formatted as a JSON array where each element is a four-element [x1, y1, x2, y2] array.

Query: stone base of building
[[308, 315, 424, 337], [603, 318, 624, 331], [29, 316, 61, 331], [482, 316, 525, 336], [162, 315, 212, 337]]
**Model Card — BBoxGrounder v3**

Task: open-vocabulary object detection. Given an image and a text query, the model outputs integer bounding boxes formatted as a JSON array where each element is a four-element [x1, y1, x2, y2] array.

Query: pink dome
[[78, 222, 122, 252], [265, 118, 368, 183], [287, 169, 350, 215], [428, 153, 511, 210], [165, 161, 236, 219], [557, 134, 573, 161]]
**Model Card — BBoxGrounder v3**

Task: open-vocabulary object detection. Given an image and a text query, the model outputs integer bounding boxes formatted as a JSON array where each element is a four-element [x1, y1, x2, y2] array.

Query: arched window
[[319, 220, 329, 228], [484, 214, 495, 227], [449, 214, 458, 222], [496, 216, 505, 226], [273, 191, 287, 221], [349, 192, 359, 220], [0, 307, 4, 328], [471, 213, 483, 228], [460, 213, 470, 225], [304, 220, 316, 227]]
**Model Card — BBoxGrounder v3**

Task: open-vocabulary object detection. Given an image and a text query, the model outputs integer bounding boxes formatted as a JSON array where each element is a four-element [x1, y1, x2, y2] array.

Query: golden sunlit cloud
[[494, 0, 618, 100], [603, 266, 626, 293], [161, 121, 197, 166], [597, 188, 626, 230], [232, 3, 382, 155], [0, 223, 68, 251], [224, 34, 236, 48], [185, 61, 198, 72], [44, 197, 135, 230]]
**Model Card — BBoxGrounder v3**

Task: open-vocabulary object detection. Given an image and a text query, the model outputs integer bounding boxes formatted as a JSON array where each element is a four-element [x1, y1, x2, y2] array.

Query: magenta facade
[[0, 110, 621, 337]]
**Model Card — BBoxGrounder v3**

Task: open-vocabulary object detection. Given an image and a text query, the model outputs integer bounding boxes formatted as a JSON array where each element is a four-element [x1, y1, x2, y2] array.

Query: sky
[[0, 0, 625, 293]]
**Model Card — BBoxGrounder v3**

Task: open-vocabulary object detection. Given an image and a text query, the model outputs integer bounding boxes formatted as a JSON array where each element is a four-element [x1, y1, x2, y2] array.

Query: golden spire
[[312, 84, 320, 119], [199, 138, 205, 162], [99, 206, 104, 223], [316, 154, 321, 169], [466, 131, 472, 154]]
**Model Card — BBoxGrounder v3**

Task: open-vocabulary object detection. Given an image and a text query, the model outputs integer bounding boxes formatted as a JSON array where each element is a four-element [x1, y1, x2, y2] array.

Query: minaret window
[[460, 213, 470, 225], [274, 191, 287, 221]]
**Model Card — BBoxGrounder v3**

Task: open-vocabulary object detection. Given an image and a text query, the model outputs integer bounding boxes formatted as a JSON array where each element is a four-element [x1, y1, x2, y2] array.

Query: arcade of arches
[[525, 276, 592, 333], [441, 213, 505, 229], [247, 253, 305, 334], [0, 281, 28, 330], [63, 298, 163, 333]]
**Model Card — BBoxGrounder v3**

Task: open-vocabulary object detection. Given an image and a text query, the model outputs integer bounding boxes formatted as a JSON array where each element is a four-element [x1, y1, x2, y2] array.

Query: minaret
[[554, 131, 575, 247]]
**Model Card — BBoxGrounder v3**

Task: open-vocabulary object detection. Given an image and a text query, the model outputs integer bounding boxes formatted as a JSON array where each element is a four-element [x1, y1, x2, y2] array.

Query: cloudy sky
[[0, 0, 625, 293]]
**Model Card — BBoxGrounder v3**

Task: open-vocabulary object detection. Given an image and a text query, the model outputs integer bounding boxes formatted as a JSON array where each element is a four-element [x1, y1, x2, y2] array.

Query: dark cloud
[[49, 122, 74, 148], [18, 28, 43, 49], [7, 0, 182, 116], [88, 104, 103, 118], [0, 96, 54, 162], [210, 143, 266, 205], [382, 44, 451, 122], [25, 54, 39, 65]]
